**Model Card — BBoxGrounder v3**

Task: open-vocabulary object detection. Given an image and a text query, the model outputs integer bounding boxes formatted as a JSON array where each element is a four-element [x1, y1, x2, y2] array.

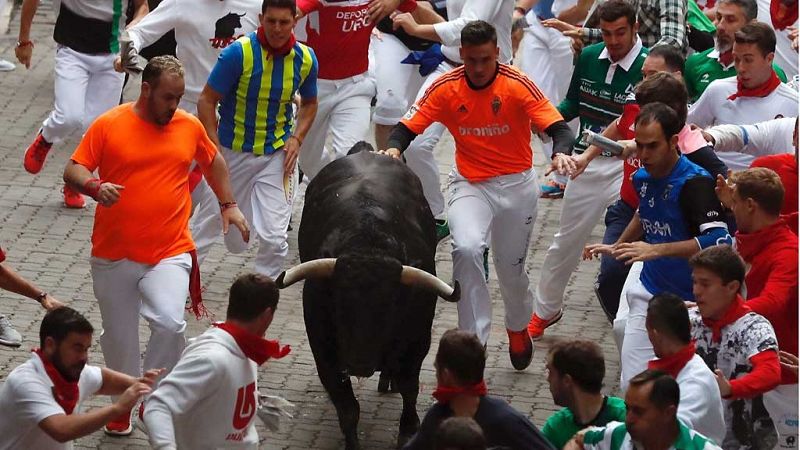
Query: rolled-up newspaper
[[119, 31, 144, 75], [582, 129, 625, 156], [257, 394, 295, 432]]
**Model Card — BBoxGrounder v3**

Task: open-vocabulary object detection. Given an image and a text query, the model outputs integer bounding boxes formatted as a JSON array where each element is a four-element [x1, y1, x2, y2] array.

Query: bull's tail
[[347, 141, 374, 155]]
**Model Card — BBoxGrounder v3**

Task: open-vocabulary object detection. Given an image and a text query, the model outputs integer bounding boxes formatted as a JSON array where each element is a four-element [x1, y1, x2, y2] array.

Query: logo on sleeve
[[403, 105, 419, 120]]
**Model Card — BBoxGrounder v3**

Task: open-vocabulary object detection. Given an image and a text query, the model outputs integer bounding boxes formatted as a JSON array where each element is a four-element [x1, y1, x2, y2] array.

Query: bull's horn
[[276, 258, 336, 288], [400, 266, 461, 302]]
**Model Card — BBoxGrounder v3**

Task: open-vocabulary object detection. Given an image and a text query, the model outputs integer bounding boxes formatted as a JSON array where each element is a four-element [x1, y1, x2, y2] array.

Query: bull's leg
[[317, 367, 361, 450], [394, 374, 421, 448]]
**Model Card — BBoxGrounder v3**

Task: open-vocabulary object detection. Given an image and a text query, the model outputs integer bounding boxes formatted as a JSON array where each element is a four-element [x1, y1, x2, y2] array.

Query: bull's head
[[276, 256, 460, 377]]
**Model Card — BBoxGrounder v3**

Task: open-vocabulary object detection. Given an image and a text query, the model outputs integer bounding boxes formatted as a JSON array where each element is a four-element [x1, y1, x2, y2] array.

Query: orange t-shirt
[[401, 64, 563, 182], [71, 104, 218, 264]]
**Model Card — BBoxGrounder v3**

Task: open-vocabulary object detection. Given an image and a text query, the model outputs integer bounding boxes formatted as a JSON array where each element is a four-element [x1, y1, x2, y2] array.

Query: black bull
[[277, 145, 460, 449]]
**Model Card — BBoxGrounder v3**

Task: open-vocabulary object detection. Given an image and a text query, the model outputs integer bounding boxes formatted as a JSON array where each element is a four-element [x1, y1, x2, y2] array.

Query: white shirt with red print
[[143, 327, 261, 449]]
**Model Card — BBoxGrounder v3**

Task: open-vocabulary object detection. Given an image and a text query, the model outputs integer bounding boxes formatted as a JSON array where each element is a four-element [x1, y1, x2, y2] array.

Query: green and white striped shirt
[[583, 421, 721, 450]]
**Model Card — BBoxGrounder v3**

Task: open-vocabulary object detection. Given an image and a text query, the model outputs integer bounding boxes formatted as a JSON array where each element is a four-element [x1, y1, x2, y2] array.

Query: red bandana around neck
[[702, 295, 751, 342], [647, 341, 697, 378], [256, 26, 296, 56], [213, 322, 291, 366], [728, 71, 782, 101], [432, 380, 488, 404], [34, 348, 79, 415], [718, 51, 734, 68]]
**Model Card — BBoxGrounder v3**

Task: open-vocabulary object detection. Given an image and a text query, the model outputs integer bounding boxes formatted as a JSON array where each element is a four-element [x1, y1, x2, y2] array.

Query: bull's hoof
[[377, 372, 398, 393], [344, 435, 361, 450], [396, 431, 415, 449]]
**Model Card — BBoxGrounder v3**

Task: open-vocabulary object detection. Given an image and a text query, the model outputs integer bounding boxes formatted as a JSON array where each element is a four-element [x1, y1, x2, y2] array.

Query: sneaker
[[63, 185, 85, 209], [104, 409, 133, 436], [0, 59, 15, 72], [0, 315, 22, 347], [539, 180, 566, 199], [483, 247, 490, 282], [507, 328, 533, 370], [527, 309, 564, 341], [23, 131, 53, 174], [435, 218, 450, 243]]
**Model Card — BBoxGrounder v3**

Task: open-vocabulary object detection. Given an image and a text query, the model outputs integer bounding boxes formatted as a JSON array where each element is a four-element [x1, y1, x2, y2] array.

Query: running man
[[63, 56, 248, 435], [193, 0, 318, 279], [382, 21, 574, 370]]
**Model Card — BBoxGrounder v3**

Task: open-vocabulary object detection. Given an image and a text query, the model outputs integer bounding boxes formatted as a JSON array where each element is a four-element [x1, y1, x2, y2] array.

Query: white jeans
[[91, 253, 191, 382], [613, 261, 643, 352], [297, 74, 375, 180], [535, 157, 623, 319], [191, 148, 293, 280], [620, 274, 656, 391], [370, 34, 426, 125], [41, 46, 124, 143], [404, 60, 460, 219], [764, 384, 799, 449], [448, 168, 540, 344]]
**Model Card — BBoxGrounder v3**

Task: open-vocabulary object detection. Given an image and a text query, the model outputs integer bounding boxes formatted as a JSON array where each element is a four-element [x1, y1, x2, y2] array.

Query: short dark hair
[[262, 0, 296, 15], [40, 307, 93, 349], [735, 22, 777, 56], [226, 273, 280, 322], [646, 293, 691, 344], [629, 370, 680, 409], [548, 340, 605, 393], [647, 46, 685, 73], [435, 417, 487, 450], [461, 20, 497, 47], [718, 0, 758, 22], [597, 0, 637, 27], [635, 102, 683, 140], [689, 245, 746, 285], [730, 167, 785, 217], [635, 72, 688, 124], [435, 329, 486, 385], [142, 55, 184, 89]]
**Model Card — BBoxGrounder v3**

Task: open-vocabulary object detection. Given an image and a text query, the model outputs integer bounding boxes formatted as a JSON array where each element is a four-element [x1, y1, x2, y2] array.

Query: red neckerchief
[[213, 322, 291, 366], [702, 295, 751, 342], [432, 380, 488, 404], [771, 0, 798, 30], [718, 51, 733, 68], [647, 341, 697, 378], [256, 26, 296, 56], [735, 219, 788, 262], [34, 348, 79, 414], [187, 250, 208, 320], [728, 71, 782, 101]]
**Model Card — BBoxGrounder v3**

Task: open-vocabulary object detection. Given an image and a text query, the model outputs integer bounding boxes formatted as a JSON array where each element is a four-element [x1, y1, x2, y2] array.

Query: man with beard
[[684, 0, 787, 102], [566, 371, 722, 450], [63, 56, 249, 435], [0, 307, 162, 449]]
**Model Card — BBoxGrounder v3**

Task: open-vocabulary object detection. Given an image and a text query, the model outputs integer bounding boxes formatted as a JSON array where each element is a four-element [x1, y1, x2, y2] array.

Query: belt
[[442, 55, 463, 68]]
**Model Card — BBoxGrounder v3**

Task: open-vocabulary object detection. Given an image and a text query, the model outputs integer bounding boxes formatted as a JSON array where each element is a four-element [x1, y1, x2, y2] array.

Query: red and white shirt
[[297, 0, 417, 80]]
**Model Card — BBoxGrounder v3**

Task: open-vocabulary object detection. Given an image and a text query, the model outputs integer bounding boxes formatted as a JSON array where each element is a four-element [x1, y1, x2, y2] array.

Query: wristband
[[35, 292, 47, 303], [16, 40, 33, 48], [84, 178, 104, 200], [288, 135, 303, 146], [219, 201, 238, 211]]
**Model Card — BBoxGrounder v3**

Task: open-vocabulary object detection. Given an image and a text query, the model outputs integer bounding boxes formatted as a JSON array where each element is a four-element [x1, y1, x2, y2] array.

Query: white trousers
[[41, 46, 124, 143], [91, 253, 191, 382], [297, 74, 375, 180], [371, 34, 426, 125], [517, 16, 574, 106], [191, 148, 293, 280], [764, 384, 799, 449], [404, 60, 459, 219], [535, 157, 623, 319], [613, 261, 643, 352], [448, 168, 540, 344], [620, 274, 656, 392]]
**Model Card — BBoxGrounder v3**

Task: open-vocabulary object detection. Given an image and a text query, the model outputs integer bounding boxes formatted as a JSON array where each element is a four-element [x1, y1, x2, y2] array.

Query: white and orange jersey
[[401, 64, 564, 182]]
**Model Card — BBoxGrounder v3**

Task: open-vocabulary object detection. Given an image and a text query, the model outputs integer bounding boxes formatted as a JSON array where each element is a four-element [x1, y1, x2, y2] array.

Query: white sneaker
[[0, 59, 15, 72], [0, 315, 22, 347]]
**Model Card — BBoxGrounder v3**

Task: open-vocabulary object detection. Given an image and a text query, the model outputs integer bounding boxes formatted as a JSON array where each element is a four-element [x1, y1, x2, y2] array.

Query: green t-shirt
[[541, 396, 627, 449], [684, 48, 789, 102]]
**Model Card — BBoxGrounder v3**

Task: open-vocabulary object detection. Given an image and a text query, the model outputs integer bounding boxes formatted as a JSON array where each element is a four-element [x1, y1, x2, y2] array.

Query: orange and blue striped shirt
[[208, 32, 317, 155]]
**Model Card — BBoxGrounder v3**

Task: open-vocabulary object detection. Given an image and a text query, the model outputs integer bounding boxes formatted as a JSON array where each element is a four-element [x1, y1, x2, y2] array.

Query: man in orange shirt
[[382, 20, 573, 371], [63, 56, 249, 435]]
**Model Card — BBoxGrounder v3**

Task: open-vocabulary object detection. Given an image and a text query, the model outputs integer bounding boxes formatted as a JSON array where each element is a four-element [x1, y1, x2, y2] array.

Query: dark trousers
[[596, 200, 636, 322]]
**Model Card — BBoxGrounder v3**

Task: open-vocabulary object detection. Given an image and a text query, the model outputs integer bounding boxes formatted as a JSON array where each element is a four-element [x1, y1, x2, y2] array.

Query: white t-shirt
[[0, 354, 103, 450], [127, 0, 261, 107], [433, 0, 514, 64], [675, 354, 726, 445], [757, 0, 799, 79], [687, 77, 798, 171]]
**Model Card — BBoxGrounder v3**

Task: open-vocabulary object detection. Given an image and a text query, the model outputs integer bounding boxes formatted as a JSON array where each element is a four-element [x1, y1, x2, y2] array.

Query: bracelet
[[219, 201, 238, 211], [288, 135, 303, 146], [84, 178, 104, 200], [16, 40, 33, 48], [35, 292, 47, 303]]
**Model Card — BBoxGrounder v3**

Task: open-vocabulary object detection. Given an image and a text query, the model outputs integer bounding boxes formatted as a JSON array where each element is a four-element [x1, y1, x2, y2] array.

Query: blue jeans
[[596, 200, 636, 322]]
